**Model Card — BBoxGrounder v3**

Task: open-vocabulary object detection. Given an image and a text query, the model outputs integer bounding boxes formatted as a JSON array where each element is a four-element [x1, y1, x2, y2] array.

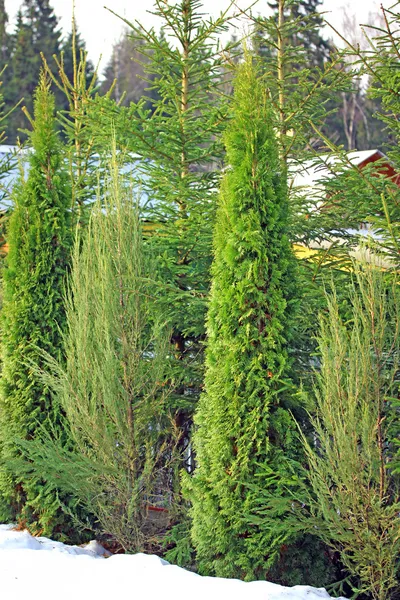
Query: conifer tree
[[58, 25, 95, 113], [7, 0, 62, 143], [251, 0, 349, 162], [298, 267, 400, 600], [268, 0, 331, 68], [0, 0, 10, 69], [102, 0, 236, 458], [0, 1, 17, 139], [188, 52, 297, 580], [0, 73, 72, 532], [42, 17, 100, 218], [18, 153, 179, 552], [100, 29, 156, 107]]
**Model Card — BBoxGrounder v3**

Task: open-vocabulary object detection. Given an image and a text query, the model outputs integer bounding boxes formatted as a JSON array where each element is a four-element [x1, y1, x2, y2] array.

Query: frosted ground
[[0, 524, 347, 600]]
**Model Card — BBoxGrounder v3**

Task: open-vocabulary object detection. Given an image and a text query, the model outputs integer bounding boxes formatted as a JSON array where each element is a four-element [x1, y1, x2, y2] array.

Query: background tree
[[6, 0, 62, 143], [0, 0, 13, 114], [267, 0, 331, 68], [100, 28, 157, 107], [0, 73, 72, 534], [0, 0, 9, 64], [187, 52, 298, 580], [309, 4, 400, 270], [251, 0, 349, 161], [322, 7, 387, 150]]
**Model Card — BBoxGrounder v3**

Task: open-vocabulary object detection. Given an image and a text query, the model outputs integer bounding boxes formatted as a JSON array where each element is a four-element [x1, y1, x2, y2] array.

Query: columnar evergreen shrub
[[0, 73, 72, 532], [297, 267, 400, 600], [187, 53, 298, 580], [19, 153, 179, 553]]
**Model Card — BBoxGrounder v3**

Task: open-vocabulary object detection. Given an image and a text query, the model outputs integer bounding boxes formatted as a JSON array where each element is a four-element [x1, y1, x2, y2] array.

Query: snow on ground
[[0, 524, 346, 600]]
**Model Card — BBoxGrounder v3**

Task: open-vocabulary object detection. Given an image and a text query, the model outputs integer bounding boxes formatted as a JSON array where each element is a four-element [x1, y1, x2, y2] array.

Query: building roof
[[290, 149, 385, 190]]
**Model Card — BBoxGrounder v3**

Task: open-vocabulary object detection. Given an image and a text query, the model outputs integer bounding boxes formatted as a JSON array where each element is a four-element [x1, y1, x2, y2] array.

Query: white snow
[[0, 524, 346, 600]]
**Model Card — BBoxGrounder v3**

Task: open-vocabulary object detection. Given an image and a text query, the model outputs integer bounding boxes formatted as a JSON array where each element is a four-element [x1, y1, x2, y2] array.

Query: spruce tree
[[42, 17, 100, 218], [188, 52, 297, 580], [102, 0, 235, 459], [0, 73, 72, 533], [58, 25, 95, 113], [268, 0, 331, 68], [251, 0, 350, 162], [6, 0, 62, 143]]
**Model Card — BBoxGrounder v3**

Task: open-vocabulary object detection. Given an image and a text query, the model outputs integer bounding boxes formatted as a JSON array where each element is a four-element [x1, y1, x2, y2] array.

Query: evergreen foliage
[[251, 0, 349, 159], [42, 18, 101, 218], [0, 0, 8, 65], [298, 267, 400, 600], [303, 4, 400, 271], [18, 152, 179, 553], [187, 52, 298, 580], [58, 25, 95, 108], [361, 4, 400, 164], [267, 0, 331, 68], [9, 1, 62, 142], [0, 73, 72, 533], [98, 0, 236, 463], [0, 0, 12, 116]]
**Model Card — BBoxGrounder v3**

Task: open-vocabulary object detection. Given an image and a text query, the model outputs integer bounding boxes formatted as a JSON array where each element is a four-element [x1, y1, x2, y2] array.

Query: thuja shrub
[[0, 73, 72, 534], [186, 52, 299, 580]]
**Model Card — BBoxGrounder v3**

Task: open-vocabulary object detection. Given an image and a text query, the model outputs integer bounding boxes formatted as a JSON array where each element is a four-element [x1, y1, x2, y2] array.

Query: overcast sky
[[4, 0, 394, 71]]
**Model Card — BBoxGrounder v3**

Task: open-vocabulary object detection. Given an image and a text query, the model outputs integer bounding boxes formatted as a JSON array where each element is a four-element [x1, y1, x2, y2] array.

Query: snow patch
[[0, 525, 346, 600]]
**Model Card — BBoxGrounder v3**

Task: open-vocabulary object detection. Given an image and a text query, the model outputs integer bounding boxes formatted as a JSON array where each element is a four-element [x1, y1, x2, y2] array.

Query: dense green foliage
[[94, 0, 237, 467], [300, 268, 400, 600], [0, 74, 72, 532], [1, 1, 94, 144], [267, 0, 331, 68], [187, 53, 298, 580], [17, 154, 180, 552], [0, 1, 399, 596], [4, 0, 62, 143]]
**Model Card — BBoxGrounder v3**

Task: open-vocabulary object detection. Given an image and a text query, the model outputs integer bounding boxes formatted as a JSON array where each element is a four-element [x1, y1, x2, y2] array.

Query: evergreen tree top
[[20, 0, 62, 49]]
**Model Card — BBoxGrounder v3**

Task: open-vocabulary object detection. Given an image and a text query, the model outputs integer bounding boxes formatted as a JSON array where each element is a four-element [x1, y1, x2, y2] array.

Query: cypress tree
[[16, 153, 179, 552], [188, 52, 297, 580], [0, 73, 72, 532]]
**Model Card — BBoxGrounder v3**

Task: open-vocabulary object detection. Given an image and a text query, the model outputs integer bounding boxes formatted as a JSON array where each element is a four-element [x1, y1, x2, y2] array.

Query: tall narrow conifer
[[188, 53, 297, 579], [0, 73, 71, 531], [96, 0, 236, 445]]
